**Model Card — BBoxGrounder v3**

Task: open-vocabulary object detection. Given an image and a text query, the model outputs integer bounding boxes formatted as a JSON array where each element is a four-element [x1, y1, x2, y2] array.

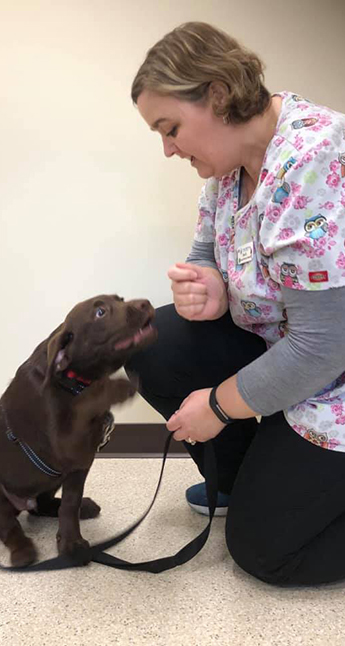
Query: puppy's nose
[[126, 299, 153, 325], [129, 299, 151, 312]]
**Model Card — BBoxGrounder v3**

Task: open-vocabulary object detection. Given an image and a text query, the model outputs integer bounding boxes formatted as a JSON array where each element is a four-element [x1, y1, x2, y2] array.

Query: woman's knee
[[225, 513, 300, 586]]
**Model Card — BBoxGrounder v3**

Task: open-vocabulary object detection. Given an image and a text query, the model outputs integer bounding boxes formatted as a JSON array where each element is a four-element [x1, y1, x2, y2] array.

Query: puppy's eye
[[95, 307, 106, 319]]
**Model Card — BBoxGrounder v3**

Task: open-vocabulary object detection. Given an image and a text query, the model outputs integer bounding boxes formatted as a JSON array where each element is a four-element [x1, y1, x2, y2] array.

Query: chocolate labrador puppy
[[0, 294, 156, 567]]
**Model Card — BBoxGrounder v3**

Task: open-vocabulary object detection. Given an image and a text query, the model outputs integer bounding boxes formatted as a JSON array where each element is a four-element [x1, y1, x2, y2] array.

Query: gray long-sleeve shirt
[[186, 240, 345, 416]]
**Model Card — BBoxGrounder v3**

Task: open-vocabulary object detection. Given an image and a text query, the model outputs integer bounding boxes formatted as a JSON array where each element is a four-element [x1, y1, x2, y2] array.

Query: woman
[[126, 21, 345, 585]]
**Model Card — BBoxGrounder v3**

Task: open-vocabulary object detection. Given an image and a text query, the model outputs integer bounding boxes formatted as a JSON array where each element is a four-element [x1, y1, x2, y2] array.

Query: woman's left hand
[[166, 388, 226, 443]]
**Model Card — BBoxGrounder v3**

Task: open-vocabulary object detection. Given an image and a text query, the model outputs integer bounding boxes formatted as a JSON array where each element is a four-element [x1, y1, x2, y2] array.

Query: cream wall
[[1, 0, 344, 423]]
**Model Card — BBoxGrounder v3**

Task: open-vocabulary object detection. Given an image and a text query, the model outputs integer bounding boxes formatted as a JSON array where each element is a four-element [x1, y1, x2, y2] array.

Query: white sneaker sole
[[188, 502, 228, 517]]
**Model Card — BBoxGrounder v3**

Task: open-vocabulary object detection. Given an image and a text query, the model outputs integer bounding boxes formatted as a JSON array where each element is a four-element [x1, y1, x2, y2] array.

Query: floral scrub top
[[195, 91, 345, 451]]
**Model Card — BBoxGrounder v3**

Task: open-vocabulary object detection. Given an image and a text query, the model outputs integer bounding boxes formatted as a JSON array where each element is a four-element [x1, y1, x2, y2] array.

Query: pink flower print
[[295, 141, 331, 170], [311, 113, 332, 132], [260, 168, 269, 184], [265, 172, 276, 186], [293, 195, 312, 209], [331, 399, 345, 426], [301, 151, 313, 166], [259, 304, 273, 316], [294, 152, 313, 169], [218, 232, 229, 247], [217, 196, 226, 208], [251, 323, 268, 337], [318, 201, 334, 210], [331, 403, 344, 415], [234, 277, 245, 289], [292, 423, 308, 437], [330, 159, 340, 173], [292, 240, 306, 253], [326, 173, 341, 189], [256, 272, 265, 287], [290, 181, 302, 196], [293, 134, 304, 151], [197, 208, 213, 234], [238, 208, 252, 229], [278, 227, 294, 241], [267, 279, 280, 297], [221, 176, 232, 189], [266, 204, 282, 223], [341, 194, 345, 208], [328, 438, 341, 449], [327, 220, 338, 236], [295, 238, 326, 259], [274, 136, 285, 147], [336, 251, 345, 270], [280, 195, 293, 212]]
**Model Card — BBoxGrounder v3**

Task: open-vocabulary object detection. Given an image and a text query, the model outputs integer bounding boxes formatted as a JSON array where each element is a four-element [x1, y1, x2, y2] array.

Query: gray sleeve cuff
[[186, 240, 218, 270]]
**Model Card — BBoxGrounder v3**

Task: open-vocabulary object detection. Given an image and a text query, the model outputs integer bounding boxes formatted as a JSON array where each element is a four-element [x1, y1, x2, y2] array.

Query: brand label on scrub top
[[308, 270, 329, 283]]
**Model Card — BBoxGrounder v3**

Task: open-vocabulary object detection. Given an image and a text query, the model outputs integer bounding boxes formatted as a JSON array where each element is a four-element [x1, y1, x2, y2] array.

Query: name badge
[[237, 242, 254, 265]]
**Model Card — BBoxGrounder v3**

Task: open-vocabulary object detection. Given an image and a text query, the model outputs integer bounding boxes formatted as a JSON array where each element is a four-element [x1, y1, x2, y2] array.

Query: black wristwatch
[[209, 386, 235, 425]]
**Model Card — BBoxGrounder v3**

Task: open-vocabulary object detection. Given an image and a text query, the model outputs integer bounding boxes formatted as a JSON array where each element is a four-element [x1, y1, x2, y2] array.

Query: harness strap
[[0, 402, 62, 478], [0, 403, 62, 478], [7, 431, 61, 478]]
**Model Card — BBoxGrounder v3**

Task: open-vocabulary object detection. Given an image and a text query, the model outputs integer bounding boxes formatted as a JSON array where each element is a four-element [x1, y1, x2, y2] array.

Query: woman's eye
[[167, 126, 178, 137], [96, 307, 106, 318]]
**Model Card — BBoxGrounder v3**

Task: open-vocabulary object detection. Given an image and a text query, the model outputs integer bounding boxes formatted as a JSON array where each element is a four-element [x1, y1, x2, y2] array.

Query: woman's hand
[[167, 262, 228, 321], [166, 388, 226, 443]]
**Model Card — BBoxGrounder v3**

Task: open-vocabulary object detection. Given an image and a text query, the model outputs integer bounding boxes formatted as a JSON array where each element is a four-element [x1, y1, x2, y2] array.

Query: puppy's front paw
[[57, 534, 91, 566], [11, 537, 38, 568], [110, 378, 137, 404]]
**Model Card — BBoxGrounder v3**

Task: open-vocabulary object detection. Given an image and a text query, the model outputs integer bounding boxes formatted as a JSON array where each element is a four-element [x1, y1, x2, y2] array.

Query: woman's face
[[137, 89, 244, 179]]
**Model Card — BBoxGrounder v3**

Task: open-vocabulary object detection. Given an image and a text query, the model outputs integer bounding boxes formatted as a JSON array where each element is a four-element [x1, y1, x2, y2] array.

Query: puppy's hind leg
[[32, 489, 101, 519], [0, 489, 38, 567], [29, 488, 61, 517]]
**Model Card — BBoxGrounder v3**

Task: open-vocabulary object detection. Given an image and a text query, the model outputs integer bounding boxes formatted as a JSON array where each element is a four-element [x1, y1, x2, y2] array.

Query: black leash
[[0, 435, 218, 573]]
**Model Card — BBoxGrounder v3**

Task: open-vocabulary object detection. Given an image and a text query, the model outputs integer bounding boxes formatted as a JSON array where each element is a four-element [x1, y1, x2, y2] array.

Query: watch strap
[[209, 386, 234, 425]]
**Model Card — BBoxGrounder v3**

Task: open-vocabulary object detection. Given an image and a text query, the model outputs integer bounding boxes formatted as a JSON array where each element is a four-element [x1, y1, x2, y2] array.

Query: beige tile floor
[[1, 457, 345, 646]]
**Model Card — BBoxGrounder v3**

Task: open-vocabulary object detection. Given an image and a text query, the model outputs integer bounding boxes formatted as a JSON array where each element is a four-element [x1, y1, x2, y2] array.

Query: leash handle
[[0, 436, 218, 573]]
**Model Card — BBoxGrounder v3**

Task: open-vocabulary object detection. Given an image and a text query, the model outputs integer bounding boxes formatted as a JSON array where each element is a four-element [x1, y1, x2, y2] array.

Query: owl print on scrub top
[[194, 92, 345, 452]]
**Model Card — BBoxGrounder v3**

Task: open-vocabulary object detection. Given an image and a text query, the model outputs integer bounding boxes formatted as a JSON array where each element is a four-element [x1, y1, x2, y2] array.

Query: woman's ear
[[208, 81, 229, 116], [43, 326, 74, 388]]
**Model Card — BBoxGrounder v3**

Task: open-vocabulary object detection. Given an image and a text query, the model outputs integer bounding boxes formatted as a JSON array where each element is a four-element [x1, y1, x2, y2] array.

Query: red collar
[[66, 370, 92, 386]]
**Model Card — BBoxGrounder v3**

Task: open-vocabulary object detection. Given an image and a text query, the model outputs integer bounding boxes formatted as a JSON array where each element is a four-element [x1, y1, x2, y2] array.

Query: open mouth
[[114, 319, 155, 351]]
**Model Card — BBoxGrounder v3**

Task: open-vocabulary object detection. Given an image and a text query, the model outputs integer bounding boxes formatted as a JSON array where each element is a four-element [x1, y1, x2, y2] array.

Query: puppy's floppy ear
[[43, 325, 74, 388]]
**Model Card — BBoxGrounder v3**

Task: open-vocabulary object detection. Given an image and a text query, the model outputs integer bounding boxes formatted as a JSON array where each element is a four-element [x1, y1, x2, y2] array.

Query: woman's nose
[[162, 136, 178, 158]]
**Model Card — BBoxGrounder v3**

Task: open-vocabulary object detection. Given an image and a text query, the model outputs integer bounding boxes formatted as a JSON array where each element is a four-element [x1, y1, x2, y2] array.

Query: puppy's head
[[45, 294, 156, 384]]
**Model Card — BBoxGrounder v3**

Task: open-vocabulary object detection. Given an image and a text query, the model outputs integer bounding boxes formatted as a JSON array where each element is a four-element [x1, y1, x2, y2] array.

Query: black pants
[[126, 304, 345, 586]]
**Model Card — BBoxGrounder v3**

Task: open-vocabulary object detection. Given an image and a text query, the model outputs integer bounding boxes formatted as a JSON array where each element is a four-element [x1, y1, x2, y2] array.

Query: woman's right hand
[[167, 262, 228, 321]]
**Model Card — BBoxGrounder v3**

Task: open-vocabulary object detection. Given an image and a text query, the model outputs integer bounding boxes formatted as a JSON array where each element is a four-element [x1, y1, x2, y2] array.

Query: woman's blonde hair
[[131, 22, 270, 124]]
